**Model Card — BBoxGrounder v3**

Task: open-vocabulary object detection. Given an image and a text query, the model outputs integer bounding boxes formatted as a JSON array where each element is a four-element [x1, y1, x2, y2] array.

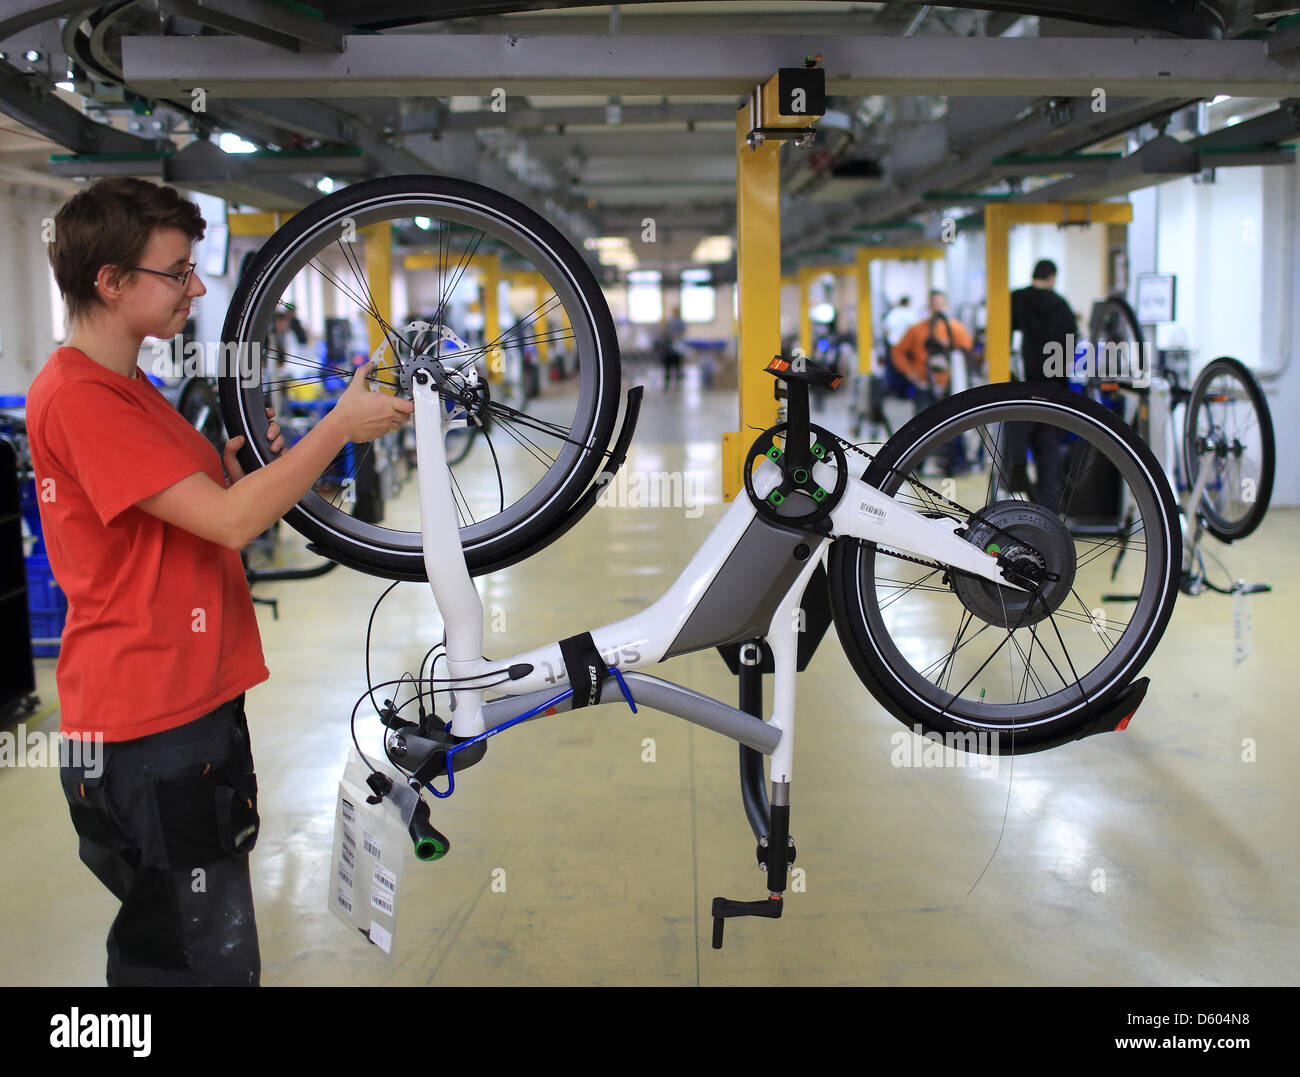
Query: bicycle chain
[[829, 433, 1054, 585]]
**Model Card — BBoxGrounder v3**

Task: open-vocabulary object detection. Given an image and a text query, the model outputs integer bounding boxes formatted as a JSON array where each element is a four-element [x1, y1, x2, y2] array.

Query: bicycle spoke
[[1009, 629, 1049, 703], [935, 609, 975, 692], [875, 566, 945, 611], [335, 238, 409, 356], [487, 412, 558, 470], [447, 464, 477, 526]]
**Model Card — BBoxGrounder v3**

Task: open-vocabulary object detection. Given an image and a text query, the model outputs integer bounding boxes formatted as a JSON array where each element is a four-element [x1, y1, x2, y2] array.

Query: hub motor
[[951, 500, 1076, 628]]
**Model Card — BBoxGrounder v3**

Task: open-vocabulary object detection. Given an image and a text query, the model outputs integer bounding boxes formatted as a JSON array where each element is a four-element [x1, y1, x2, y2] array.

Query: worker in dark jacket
[[1012, 259, 1078, 382], [1005, 260, 1078, 508]]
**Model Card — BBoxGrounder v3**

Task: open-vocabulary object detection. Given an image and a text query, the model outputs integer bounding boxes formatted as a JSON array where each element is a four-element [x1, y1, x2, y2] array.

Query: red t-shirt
[[25, 346, 269, 741]]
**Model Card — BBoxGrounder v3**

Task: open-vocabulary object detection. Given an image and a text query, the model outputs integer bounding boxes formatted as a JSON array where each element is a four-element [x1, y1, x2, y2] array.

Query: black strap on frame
[[558, 631, 609, 708]]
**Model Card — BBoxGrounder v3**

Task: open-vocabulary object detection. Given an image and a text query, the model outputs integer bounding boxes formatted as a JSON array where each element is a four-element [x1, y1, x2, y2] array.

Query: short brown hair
[[48, 177, 205, 323]]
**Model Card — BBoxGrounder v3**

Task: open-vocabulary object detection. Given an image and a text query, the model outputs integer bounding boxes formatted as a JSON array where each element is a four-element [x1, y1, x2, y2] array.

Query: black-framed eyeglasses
[[129, 261, 196, 288]]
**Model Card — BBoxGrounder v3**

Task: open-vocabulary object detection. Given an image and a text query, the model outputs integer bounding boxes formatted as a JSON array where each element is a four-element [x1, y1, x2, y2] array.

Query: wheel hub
[[952, 500, 1076, 628], [377, 320, 490, 421]]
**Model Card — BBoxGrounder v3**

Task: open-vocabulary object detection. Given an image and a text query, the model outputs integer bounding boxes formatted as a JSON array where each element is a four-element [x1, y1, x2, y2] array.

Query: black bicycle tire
[[827, 382, 1180, 752], [218, 174, 622, 579], [1089, 295, 1145, 355], [1182, 356, 1274, 543], [178, 376, 225, 456]]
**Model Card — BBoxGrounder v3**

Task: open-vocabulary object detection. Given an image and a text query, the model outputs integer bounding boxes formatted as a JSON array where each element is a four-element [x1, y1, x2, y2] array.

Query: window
[[627, 270, 663, 324], [680, 269, 715, 324]]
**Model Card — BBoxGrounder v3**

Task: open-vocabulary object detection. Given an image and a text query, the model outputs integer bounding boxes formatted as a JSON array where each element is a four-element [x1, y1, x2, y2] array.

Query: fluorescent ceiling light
[[218, 132, 257, 154], [691, 235, 734, 263]]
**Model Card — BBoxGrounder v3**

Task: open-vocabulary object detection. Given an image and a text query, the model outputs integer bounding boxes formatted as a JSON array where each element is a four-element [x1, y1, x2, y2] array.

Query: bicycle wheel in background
[[1182, 356, 1274, 543], [177, 376, 225, 456], [1089, 295, 1145, 363], [219, 175, 622, 580], [828, 383, 1180, 753]]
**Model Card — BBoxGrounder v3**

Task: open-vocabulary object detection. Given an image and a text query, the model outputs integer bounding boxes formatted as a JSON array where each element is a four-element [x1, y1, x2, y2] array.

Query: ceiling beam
[[121, 35, 1300, 99], [0, 59, 162, 156]]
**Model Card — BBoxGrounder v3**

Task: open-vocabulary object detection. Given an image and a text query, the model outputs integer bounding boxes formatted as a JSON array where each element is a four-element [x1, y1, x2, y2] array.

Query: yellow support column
[[722, 105, 783, 500], [363, 221, 396, 393], [528, 271, 549, 369], [985, 204, 1011, 384], [228, 211, 288, 237], [984, 202, 1133, 383], [480, 254, 502, 380], [855, 249, 874, 374]]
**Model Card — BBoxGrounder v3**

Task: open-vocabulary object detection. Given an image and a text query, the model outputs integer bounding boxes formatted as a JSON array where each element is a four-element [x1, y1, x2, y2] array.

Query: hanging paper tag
[[328, 747, 417, 959]]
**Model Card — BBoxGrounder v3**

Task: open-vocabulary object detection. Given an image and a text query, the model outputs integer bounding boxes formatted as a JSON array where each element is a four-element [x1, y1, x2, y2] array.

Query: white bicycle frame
[[1111, 375, 1220, 576], [407, 367, 1025, 784]]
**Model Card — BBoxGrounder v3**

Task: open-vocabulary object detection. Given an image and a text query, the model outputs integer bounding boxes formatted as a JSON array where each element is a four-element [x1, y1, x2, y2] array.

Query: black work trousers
[[59, 694, 261, 986], [1001, 422, 1065, 512]]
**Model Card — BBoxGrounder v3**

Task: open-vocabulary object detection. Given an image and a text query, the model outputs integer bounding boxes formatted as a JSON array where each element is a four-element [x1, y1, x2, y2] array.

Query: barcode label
[[370, 888, 393, 916], [337, 864, 353, 889], [363, 830, 382, 859], [373, 863, 396, 894], [336, 888, 352, 914], [340, 842, 354, 868], [341, 797, 356, 823], [341, 825, 355, 850]]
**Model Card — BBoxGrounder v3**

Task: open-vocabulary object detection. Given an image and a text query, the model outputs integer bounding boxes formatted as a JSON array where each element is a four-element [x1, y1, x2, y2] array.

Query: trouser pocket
[[215, 774, 260, 855], [151, 709, 260, 870]]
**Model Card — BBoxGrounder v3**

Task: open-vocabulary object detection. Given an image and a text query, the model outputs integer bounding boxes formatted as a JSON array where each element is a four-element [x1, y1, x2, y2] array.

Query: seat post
[[784, 377, 812, 472]]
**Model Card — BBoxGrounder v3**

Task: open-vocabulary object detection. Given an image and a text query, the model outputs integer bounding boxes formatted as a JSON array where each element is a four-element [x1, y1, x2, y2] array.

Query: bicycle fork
[[412, 368, 486, 736]]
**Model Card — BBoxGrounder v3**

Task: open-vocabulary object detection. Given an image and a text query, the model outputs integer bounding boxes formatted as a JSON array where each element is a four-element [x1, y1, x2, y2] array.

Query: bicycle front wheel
[[828, 383, 1180, 753], [1183, 356, 1274, 543], [219, 174, 622, 579]]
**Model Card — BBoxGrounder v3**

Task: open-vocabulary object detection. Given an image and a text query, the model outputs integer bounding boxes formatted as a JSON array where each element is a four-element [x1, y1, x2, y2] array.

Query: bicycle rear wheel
[[219, 175, 622, 579], [828, 383, 1180, 753], [1182, 356, 1274, 543]]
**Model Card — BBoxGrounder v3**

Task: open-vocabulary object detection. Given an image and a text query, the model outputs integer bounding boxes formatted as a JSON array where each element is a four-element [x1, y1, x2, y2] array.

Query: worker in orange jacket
[[890, 290, 974, 396], [891, 291, 974, 474]]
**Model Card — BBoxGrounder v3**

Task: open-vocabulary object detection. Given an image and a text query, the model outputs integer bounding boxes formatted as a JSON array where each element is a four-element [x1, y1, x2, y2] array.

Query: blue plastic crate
[[25, 554, 67, 657]]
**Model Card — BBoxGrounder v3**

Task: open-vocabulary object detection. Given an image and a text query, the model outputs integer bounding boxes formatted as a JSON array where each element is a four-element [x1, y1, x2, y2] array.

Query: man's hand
[[223, 407, 284, 485]]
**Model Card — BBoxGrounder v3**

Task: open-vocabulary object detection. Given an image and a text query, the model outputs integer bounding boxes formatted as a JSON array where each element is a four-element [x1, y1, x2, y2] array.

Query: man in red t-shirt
[[29, 177, 413, 985]]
